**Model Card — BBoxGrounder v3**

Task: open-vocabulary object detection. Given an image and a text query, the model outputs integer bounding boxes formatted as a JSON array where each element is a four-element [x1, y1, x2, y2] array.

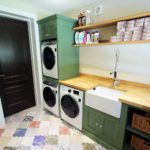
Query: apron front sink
[[85, 86, 124, 118]]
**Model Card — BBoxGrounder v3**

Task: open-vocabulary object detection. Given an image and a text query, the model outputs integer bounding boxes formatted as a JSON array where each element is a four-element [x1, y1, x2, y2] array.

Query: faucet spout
[[110, 49, 120, 86]]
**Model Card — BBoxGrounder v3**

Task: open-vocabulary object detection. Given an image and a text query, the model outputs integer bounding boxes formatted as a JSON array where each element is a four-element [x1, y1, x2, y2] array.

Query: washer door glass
[[43, 87, 56, 107], [61, 95, 79, 118], [43, 47, 55, 70]]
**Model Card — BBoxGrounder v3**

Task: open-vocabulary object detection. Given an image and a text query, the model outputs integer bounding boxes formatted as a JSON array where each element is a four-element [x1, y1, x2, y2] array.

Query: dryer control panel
[[43, 80, 58, 88]]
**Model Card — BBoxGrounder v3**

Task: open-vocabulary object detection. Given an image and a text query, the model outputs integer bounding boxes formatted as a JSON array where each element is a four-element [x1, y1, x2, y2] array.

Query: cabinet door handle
[[96, 123, 99, 126], [99, 125, 103, 128]]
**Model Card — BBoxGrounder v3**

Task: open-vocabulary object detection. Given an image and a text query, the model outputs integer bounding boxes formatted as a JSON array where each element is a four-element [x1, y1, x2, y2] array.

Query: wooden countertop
[[60, 74, 150, 111]]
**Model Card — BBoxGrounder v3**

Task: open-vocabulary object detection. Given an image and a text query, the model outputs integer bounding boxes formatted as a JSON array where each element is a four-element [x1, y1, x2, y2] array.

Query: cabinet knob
[[96, 123, 99, 126], [99, 125, 103, 128]]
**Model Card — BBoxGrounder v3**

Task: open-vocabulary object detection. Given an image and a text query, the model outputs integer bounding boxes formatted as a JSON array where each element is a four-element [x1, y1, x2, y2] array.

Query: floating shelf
[[73, 40, 150, 47], [126, 125, 150, 141], [73, 12, 150, 31]]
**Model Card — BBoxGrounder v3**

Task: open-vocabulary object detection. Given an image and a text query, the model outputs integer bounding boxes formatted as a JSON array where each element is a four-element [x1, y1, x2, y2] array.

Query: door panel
[[0, 17, 35, 117], [102, 117, 119, 145], [83, 106, 120, 148], [84, 107, 98, 135], [96, 112, 104, 136]]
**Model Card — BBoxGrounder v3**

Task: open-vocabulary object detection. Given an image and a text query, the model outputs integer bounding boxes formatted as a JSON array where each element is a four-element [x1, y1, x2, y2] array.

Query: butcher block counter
[[60, 74, 150, 111]]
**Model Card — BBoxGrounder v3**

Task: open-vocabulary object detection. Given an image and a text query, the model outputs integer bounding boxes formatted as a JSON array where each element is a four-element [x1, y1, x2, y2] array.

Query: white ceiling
[[0, 0, 100, 18], [25, 0, 99, 13]]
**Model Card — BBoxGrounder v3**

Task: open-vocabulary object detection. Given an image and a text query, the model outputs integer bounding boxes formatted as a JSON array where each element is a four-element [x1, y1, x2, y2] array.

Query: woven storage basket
[[132, 113, 150, 134], [131, 135, 150, 150]]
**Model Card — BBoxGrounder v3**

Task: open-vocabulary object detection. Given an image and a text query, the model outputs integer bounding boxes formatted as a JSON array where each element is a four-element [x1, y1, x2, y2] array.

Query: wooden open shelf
[[73, 12, 150, 31], [73, 40, 150, 47], [126, 125, 150, 141]]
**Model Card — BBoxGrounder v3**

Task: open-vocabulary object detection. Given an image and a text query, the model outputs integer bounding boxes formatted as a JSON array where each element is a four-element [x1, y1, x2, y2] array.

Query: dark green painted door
[[83, 106, 120, 149], [84, 106, 98, 135], [96, 112, 104, 137], [99, 114, 119, 146]]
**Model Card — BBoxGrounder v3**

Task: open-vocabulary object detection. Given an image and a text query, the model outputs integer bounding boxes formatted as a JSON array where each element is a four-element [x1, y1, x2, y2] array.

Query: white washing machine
[[60, 85, 83, 130], [42, 78, 59, 116], [41, 40, 58, 79]]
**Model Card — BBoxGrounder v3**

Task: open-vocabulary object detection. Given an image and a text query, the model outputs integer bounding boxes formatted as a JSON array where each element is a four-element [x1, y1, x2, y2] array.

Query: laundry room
[[0, 0, 150, 150]]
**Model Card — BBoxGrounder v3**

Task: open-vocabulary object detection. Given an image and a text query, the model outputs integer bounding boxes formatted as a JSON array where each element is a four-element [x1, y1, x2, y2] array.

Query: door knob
[[96, 122, 99, 126]]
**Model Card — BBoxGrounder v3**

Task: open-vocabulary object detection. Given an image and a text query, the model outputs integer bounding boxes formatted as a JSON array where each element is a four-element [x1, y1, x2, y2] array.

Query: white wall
[[64, 0, 150, 21], [64, 0, 150, 84]]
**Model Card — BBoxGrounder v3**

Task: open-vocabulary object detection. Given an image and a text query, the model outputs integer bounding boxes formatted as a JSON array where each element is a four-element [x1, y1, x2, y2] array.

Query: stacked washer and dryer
[[39, 14, 83, 130], [42, 41, 60, 116], [41, 40, 84, 130]]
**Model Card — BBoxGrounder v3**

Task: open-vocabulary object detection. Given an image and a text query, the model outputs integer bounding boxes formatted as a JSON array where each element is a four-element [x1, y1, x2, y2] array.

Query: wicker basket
[[132, 113, 150, 134], [131, 135, 150, 150]]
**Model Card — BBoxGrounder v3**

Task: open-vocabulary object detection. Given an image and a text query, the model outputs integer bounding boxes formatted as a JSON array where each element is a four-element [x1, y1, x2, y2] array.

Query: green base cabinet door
[[38, 15, 79, 80], [83, 106, 128, 150]]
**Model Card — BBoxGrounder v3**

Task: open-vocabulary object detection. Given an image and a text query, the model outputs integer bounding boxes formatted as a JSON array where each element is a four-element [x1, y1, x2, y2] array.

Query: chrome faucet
[[110, 49, 120, 86]]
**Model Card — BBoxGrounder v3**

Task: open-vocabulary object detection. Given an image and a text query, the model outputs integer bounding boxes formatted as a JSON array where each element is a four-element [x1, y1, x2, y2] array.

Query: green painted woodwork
[[38, 16, 57, 40], [38, 15, 79, 80], [126, 125, 150, 141], [83, 104, 128, 150], [57, 15, 79, 80]]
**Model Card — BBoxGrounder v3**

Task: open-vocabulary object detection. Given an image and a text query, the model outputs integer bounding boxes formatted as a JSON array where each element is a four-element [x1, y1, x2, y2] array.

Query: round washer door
[[61, 95, 79, 118], [43, 46, 55, 70], [43, 87, 56, 107]]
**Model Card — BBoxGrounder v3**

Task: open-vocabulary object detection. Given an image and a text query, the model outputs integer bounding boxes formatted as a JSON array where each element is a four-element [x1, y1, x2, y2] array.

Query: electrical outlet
[[94, 4, 103, 15]]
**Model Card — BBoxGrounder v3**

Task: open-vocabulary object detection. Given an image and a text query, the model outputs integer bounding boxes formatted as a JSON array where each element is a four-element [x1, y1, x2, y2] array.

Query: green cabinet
[[83, 105, 128, 150], [38, 17, 57, 40], [38, 15, 79, 80]]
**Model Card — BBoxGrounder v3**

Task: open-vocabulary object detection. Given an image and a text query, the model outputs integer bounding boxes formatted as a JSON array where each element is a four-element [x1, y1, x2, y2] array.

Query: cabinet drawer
[[39, 19, 57, 40]]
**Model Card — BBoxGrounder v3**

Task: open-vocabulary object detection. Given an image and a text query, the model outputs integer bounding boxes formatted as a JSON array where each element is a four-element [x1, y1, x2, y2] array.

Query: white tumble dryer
[[41, 40, 58, 79], [42, 78, 59, 116], [60, 85, 83, 130]]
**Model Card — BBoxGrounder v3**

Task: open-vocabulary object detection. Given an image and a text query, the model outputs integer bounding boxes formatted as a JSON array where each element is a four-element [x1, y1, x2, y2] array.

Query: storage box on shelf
[[131, 135, 150, 150], [73, 12, 150, 47], [123, 105, 150, 150], [132, 112, 150, 134]]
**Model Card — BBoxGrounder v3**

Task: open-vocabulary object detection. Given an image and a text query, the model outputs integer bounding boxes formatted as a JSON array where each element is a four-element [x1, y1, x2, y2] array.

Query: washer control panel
[[60, 85, 83, 98]]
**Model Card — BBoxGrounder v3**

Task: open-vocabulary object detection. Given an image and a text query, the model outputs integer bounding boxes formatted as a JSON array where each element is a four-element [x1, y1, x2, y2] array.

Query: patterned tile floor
[[0, 107, 106, 150]]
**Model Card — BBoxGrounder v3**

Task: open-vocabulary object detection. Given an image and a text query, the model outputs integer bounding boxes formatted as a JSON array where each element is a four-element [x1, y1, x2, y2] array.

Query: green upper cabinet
[[38, 15, 79, 80], [57, 16, 79, 79], [38, 16, 57, 40]]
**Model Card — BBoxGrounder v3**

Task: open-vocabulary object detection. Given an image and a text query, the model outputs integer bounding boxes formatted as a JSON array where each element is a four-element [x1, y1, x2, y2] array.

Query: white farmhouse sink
[[85, 86, 124, 118]]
